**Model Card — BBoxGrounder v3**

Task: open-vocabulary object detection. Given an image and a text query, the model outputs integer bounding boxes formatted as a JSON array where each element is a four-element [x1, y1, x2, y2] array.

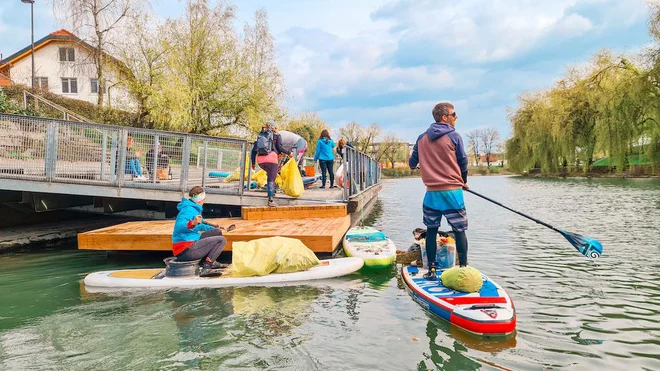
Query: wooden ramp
[[78, 204, 350, 253]]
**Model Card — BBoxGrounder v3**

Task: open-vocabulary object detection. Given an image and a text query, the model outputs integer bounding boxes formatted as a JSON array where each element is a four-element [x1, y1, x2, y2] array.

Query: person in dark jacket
[[314, 129, 336, 188], [172, 186, 227, 277], [145, 142, 170, 179], [336, 137, 354, 157], [250, 121, 287, 207], [409, 102, 469, 280]]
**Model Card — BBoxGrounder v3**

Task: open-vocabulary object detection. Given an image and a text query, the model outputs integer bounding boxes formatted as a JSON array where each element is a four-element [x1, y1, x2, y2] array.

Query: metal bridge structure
[[0, 113, 381, 215]]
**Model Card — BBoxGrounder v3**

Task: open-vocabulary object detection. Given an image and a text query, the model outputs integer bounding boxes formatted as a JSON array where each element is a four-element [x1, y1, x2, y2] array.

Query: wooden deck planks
[[78, 215, 351, 253]]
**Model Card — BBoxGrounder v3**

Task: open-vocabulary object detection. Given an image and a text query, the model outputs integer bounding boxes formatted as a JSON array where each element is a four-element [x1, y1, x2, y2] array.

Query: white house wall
[[9, 41, 135, 111]]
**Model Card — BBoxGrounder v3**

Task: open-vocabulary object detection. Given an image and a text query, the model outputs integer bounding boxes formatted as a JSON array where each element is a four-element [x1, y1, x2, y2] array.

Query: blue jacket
[[172, 198, 213, 247], [314, 138, 336, 161]]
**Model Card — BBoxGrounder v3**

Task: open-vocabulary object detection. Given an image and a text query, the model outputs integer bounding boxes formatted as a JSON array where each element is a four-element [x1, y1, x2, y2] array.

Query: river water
[[0, 176, 659, 370]]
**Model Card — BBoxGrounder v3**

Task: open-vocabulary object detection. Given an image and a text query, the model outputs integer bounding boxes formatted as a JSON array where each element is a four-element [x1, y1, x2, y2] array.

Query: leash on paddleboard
[[466, 189, 603, 259]]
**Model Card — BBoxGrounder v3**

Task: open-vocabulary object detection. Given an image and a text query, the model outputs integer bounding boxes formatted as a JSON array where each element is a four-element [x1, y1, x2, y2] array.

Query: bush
[[1, 84, 139, 127], [381, 168, 420, 178]]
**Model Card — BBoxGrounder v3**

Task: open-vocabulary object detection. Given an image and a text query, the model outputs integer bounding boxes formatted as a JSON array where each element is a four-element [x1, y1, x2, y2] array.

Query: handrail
[[23, 90, 94, 123]]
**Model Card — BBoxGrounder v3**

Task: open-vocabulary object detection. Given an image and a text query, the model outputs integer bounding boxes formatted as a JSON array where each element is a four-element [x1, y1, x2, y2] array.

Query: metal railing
[[23, 90, 94, 123], [0, 113, 248, 196], [340, 146, 380, 201], [242, 143, 381, 202]]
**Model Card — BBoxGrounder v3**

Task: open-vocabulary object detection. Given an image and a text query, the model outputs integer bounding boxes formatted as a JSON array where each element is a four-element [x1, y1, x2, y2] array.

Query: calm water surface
[[1, 176, 659, 370]]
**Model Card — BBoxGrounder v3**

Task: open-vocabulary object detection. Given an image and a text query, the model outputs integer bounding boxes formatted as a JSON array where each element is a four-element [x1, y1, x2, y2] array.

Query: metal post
[[117, 130, 127, 187], [101, 130, 107, 180], [152, 135, 159, 184], [180, 136, 191, 192], [109, 131, 118, 184], [240, 143, 252, 195], [201, 141, 208, 187], [239, 142, 247, 195], [23, 91, 27, 109]]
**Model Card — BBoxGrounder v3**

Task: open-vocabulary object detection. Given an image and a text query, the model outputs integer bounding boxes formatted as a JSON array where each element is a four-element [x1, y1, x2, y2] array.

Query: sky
[[0, 0, 653, 142]]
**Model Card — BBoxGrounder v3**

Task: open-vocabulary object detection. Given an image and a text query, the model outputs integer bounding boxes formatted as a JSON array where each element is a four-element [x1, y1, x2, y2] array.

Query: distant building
[[469, 153, 506, 167], [0, 29, 134, 110]]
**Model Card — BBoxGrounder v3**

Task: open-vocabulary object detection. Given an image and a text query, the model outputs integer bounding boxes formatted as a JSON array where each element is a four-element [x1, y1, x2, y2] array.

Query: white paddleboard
[[83, 257, 364, 289], [343, 226, 396, 269]]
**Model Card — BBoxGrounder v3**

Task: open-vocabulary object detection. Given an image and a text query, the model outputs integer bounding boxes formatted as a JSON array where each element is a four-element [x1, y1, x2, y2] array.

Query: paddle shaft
[[466, 189, 561, 233]]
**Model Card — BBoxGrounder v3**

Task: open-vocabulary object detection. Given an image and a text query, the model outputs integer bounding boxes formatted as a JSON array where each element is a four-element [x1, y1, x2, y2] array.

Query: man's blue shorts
[[422, 189, 468, 232]]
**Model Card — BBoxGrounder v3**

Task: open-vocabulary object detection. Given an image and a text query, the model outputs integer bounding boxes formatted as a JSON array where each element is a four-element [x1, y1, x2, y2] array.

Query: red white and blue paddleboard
[[401, 265, 516, 336]]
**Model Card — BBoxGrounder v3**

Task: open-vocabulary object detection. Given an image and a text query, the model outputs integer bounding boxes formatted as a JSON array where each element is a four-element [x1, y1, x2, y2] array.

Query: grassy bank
[[520, 165, 659, 178]]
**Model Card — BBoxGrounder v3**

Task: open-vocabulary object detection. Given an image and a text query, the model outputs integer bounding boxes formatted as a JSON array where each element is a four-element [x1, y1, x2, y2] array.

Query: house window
[[59, 47, 75, 62], [36, 77, 48, 91], [61, 78, 78, 94], [90, 78, 107, 94]]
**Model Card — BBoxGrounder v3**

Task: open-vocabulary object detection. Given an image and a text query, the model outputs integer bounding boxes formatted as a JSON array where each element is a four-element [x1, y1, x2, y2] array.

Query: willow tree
[[282, 112, 327, 154]]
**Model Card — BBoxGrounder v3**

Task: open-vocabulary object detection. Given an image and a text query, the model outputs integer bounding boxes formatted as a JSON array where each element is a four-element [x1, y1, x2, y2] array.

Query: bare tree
[[52, 0, 147, 105], [376, 133, 406, 168], [339, 121, 362, 144], [466, 129, 482, 166], [479, 127, 501, 168]]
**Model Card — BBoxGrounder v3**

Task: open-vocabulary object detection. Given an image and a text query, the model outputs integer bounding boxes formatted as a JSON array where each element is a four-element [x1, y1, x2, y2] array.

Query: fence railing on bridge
[[0, 113, 248, 196], [0, 113, 381, 202]]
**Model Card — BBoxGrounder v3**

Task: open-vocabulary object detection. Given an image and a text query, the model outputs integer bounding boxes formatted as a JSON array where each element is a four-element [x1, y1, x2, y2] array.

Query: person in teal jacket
[[172, 186, 226, 276], [314, 129, 336, 188]]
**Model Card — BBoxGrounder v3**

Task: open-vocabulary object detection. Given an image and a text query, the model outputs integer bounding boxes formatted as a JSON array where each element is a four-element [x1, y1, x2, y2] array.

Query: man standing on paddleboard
[[409, 102, 469, 280]]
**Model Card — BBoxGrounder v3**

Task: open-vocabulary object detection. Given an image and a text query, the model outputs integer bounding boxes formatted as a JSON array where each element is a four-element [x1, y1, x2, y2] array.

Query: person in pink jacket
[[409, 102, 469, 280]]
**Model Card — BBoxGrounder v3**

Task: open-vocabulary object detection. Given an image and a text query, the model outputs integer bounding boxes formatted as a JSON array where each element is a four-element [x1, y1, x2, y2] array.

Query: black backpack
[[255, 130, 274, 155]]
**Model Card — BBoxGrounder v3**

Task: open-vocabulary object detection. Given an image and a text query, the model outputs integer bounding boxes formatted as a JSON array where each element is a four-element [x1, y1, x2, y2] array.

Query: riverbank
[[381, 166, 512, 178], [520, 167, 660, 179]]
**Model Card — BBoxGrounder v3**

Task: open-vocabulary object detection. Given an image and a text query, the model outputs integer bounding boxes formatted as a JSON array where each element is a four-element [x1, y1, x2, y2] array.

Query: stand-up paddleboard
[[401, 265, 516, 336], [343, 227, 396, 269], [84, 258, 364, 289], [208, 171, 231, 178], [302, 176, 320, 186]]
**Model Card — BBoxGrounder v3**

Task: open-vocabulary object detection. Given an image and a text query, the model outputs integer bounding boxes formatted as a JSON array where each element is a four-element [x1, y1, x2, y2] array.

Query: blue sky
[[0, 0, 652, 142]]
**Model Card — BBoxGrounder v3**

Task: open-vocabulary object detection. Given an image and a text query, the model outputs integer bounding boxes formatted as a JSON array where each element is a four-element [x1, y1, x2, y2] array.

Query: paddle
[[466, 189, 603, 259], [202, 221, 236, 232]]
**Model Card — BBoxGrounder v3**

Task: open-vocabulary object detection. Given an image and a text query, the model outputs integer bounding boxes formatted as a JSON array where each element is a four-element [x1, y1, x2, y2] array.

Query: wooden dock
[[78, 204, 351, 254]]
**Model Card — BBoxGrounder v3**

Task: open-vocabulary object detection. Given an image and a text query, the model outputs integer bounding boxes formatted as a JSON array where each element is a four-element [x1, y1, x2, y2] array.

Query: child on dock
[[172, 186, 227, 277]]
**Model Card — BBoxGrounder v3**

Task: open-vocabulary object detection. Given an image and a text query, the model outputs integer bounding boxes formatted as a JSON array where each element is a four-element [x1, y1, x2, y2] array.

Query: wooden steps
[[78, 204, 351, 253]]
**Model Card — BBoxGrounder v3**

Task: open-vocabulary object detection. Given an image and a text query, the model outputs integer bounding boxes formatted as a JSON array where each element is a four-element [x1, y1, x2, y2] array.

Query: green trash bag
[[232, 236, 320, 277], [440, 266, 483, 293]]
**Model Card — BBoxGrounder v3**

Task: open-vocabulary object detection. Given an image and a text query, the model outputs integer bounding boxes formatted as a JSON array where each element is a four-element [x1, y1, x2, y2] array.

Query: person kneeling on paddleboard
[[172, 186, 227, 277], [409, 102, 469, 281]]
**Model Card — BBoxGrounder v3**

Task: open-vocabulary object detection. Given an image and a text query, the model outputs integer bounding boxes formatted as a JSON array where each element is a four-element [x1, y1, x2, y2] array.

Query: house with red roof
[[0, 29, 134, 109]]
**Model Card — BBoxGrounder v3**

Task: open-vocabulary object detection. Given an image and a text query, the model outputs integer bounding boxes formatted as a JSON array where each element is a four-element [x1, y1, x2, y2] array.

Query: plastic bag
[[251, 169, 267, 187], [440, 266, 483, 293], [224, 155, 250, 182], [232, 236, 320, 277], [280, 158, 304, 197], [335, 164, 349, 189]]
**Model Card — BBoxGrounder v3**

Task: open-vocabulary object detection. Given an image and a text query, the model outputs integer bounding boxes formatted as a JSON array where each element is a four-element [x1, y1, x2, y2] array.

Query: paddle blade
[[560, 231, 603, 259]]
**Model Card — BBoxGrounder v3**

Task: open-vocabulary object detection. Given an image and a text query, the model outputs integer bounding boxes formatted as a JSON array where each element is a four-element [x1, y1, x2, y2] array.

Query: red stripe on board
[[450, 313, 517, 335], [442, 297, 508, 305]]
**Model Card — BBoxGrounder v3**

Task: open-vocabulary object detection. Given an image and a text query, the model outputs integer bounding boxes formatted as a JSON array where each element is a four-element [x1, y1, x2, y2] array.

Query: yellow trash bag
[[251, 169, 267, 188], [440, 266, 484, 293], [232, 236, 320, 277], [280, 158, 304, 198], [224, 155, 250, 182], [275, 174, 283, 188]]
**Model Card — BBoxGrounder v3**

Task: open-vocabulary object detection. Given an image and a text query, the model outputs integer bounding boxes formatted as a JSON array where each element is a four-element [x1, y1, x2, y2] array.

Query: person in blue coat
[[313, 129, 336, 188], [172, 186, 227, 276]]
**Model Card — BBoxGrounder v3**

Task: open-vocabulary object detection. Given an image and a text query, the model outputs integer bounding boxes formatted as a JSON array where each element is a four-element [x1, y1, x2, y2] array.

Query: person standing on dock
[[172, 186, 227, 277], [251, 121, 288, 207], [409, 102, 469, 281], [314, 129, 336, 188]]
